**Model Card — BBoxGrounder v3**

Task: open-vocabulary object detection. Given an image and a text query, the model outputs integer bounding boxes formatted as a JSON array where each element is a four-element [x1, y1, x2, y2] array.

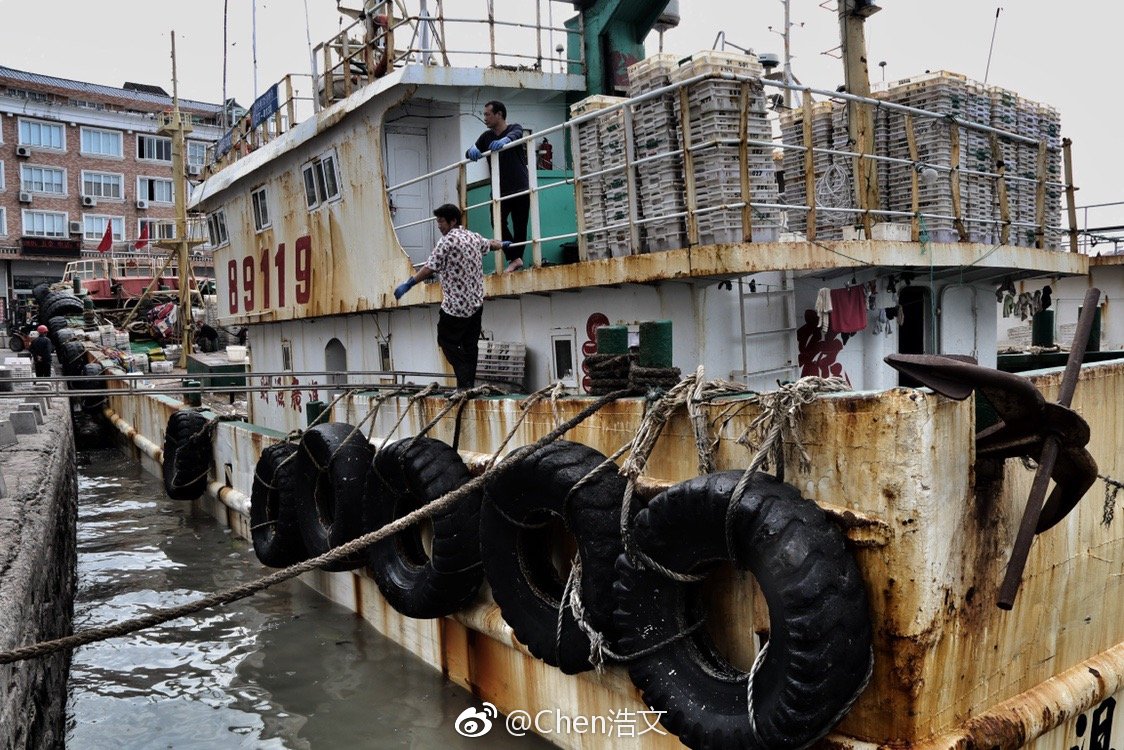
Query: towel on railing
[[815, 288, 832, 334]]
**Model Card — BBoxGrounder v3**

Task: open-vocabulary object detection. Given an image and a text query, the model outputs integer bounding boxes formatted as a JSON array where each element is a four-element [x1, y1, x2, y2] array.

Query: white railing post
[[490, 149, 504, 274], [622, 103, 641, 254], [527, 139, 542, 267]]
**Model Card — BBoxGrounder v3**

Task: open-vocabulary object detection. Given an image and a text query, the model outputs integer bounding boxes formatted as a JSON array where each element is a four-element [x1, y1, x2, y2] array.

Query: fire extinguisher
[[536, 137, 553, 170]]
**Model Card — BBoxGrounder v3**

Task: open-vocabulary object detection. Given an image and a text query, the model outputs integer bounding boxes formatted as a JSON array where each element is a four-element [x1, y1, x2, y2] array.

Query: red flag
[[134, 222, 149, 250], [96, 222, 113, 253]]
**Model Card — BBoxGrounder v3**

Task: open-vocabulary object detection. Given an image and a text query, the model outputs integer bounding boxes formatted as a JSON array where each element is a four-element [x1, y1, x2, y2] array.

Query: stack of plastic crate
[[627, 54, 686, 252], [474, 341, 526, 390], [1039, 103, 1063, 248], [989, 86, 1021, 244], [669, 51, 781, 244], [570, 95, 629, 259], [960, 80, 994, 243], [1013, 96, 1042, 247], [778, 100, 856, 240]]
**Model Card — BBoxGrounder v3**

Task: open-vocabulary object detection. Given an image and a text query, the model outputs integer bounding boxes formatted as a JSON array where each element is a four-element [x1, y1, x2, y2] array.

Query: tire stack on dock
[[669, 50, 780, 244], [569, 95, 630, 260], [626, 53, 687, 252]]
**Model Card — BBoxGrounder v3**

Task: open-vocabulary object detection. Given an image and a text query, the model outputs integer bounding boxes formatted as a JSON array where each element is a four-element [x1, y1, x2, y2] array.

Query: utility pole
[[782, 0, 794, 108], [838, 0, 881, 237], [158, 31, 204, 368]]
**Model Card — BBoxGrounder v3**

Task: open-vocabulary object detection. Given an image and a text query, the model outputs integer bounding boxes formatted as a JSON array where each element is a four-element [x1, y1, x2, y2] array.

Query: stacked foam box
[[570, 95, 630, 259], [626, 53, 687, 252], [669, 51, 780, 244]]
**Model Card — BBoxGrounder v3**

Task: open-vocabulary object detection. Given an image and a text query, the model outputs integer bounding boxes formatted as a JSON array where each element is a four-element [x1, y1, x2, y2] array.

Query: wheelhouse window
[[251, 186, 270, 231], [20, 165, 66, 195], [18, 118, 65, 150], [22, 210, 67, 237], [301, 150, 340, 209], [206, 210, 228, 247], [82, 171, 124, 200], [137, 176, 174, 203], [83, 215, 124, 242], [80, 127, 123, 158], [136, 134, 172, 162], [139, 218, 176, 241]]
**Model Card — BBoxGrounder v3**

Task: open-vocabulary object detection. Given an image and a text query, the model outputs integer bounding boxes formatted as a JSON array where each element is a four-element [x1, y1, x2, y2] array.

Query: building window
[[137, 134, 172, 162], [187, 141, 208, 167], [17, 119, 65, 150], [22, 210, 67, 237], [0, 207, 6, 236], [80, 127, 123, 158], [139, 219, 176, 241], [251, 187, 270, 231], [301, 151, 341, 209], [82, 171, 124, 200], [20, 165, 66, 195], [0, 161, 4, 191], [207, 210, 228, 247], [83, 215, 124, 241], [137, 176, 174, 203]]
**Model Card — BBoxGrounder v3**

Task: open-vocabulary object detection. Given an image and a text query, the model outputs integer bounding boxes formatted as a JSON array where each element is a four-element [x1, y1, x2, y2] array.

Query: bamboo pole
[[949, 124, 968, 241], [904, 113, 920, 242], [679, 86, 699, 246], [1063, 138, 1078, 253], [991, 133, 1011, 245], [1034, 140, 1048, 249], [738, 81, 754, 242], [802, 97, 816, 242]]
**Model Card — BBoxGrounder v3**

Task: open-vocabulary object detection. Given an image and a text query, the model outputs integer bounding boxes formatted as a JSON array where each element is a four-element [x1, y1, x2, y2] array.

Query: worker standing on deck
[[465, 100, 529, 273], [29, 325, 52, 378], [393, 204, 508, 390]]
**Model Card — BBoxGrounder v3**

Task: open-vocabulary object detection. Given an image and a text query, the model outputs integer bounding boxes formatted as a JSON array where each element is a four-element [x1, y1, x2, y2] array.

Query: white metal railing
[[387, 70, 1079, 274], [1074, 201, 1124, 255]]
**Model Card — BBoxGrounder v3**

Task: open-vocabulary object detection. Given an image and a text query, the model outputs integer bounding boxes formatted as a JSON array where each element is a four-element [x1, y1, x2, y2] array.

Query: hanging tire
[[161, 410, 213, 500], [295, 422, 373, 572], [613, 471, 873, 750], [480, 441, 628, 674], [364, 437, 483, 618], [250, 442, 308, 568]]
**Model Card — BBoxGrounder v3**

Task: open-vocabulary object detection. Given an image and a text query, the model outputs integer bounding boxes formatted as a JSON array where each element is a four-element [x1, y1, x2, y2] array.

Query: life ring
[[162, 410, 213, 500], [250, 442, 308, 567], [613, 471, 873, 749], [364, 437, 483, 618], [294, 422, 373, 571], [479, 441, 628, 674]]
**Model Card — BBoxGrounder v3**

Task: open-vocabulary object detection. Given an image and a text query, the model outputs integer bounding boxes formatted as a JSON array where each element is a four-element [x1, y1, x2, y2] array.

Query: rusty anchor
[[885, 287, 1102, 610]]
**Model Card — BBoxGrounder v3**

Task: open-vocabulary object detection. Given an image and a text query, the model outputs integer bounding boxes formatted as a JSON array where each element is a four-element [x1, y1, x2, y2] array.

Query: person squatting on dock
[[394, 203, 508, 390], [29, 325, 52, 378], [466, 100, 529, 273]]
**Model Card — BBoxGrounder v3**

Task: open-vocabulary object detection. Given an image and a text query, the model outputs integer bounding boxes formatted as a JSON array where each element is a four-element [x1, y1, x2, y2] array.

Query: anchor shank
[[997, 435, 1059, 610]]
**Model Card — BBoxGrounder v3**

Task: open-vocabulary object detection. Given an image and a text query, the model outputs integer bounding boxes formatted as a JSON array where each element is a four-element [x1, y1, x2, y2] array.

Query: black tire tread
[[250, 442, 308, 568], [161, 410, 212, 500]]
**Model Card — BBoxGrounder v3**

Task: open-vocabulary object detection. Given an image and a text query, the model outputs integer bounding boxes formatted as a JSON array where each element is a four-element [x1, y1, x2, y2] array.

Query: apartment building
[[0, 65, 227, 322]]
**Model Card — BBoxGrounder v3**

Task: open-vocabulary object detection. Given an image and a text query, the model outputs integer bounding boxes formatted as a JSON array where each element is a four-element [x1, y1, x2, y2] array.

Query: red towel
[[830, 287, 868, 334]]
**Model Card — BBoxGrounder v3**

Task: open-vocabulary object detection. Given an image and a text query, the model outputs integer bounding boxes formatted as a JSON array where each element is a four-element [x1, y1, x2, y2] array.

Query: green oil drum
[[638, 320, 673, 368], [596, 325, 629, 355]]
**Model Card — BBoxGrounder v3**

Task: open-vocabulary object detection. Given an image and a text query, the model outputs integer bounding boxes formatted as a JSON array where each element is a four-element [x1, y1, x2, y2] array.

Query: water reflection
[[66, 448, 549, 749]]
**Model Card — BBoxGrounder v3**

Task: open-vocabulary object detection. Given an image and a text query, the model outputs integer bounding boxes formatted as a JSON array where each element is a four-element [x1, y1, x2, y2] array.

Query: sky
[[1, 0, 1120, 225]]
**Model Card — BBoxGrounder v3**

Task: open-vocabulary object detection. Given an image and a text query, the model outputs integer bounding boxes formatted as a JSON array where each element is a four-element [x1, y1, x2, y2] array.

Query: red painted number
[[274, 243, 286, 308], [259, 249, 270, 310], [227, 260, 239, 313], [242, 256, 255, 311], [295, 236, 311, 305], [226, 235, 311, 313]]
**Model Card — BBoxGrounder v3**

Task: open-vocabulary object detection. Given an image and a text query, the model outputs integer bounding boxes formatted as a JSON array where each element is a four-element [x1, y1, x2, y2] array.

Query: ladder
[[737, 271, 800, 389]]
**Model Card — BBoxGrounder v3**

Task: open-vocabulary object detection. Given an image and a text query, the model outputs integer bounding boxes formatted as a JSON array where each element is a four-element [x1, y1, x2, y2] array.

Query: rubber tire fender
[[479, 440, 628, 675], [161, 410, 213, 501], [613, 471, 874, 750], [364, 437, 484, 618], [295, 422, 373, 572], [250, 442, 309, 567]]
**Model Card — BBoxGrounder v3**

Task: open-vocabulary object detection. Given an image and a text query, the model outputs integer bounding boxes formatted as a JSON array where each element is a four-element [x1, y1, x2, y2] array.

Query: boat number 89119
[[227, 236, 313, 314]]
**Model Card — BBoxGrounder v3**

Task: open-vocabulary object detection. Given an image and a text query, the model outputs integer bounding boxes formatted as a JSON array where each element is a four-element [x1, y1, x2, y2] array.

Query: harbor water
[[65, 447, 549, 749]]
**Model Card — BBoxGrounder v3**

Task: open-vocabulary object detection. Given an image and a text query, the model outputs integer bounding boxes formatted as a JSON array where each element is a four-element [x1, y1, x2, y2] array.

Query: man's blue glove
[[501, 241, 512, 251], [394, 277, 417, 300], [465, 146, 482, 161], [489, 137, 511, 152]]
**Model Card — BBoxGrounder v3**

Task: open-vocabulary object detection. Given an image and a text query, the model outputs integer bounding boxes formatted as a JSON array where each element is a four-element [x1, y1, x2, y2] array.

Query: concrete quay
[[0, 389, 78, 750]]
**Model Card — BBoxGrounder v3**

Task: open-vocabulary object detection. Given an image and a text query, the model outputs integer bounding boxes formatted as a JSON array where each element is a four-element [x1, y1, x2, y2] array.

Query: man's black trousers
[[437, 306, 483, 389]]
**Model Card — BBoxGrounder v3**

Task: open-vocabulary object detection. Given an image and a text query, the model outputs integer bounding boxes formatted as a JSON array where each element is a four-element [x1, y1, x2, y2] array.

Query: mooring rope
[[0, 387, 637, 666]]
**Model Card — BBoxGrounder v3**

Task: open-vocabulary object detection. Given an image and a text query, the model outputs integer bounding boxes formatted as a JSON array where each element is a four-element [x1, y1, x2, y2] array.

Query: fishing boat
[[59, 248, 215, 308], [101, 1, 1124, 747]]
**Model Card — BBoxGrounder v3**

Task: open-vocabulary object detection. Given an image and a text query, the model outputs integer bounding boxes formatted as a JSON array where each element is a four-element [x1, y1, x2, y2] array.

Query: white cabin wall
[[998, 269, 1121, 351]]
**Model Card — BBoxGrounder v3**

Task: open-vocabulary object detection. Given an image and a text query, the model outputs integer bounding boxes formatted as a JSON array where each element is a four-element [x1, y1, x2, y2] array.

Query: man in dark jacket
[[466, 100, 529, 272], [29, 325, 53, 377]]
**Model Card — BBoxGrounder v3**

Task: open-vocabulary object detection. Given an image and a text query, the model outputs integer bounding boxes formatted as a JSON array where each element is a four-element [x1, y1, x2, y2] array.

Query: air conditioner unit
[[18, 191, 32, 204], [81, 195, 97, 207], [136, 199, 149, 210], [15, 145, 31, 158], [187, 164, 202, 177], [69, 221, 82, 235]]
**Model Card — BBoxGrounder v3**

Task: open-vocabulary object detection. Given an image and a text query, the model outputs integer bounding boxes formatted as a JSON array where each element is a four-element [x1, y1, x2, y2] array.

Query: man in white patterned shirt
[[394, 203, 507, 389]]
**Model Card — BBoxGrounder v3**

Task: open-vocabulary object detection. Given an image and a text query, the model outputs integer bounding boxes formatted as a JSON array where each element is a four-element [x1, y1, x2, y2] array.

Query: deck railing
[[388, 71, 1081, 275]]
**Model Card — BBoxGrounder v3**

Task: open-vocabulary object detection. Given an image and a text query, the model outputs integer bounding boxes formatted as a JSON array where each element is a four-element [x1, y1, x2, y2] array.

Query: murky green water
[[66, 448, 549, 749]]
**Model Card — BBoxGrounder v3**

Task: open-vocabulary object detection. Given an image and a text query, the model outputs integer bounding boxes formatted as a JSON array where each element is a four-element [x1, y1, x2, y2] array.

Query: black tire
[[32, 282, 52, 303], [295, 423, 373, 571], [250, 442, 308, 567], [37, 292, 70, 323], [8, 335, 23, 353], [161, 410, 213, 500], [480, 441, 628, 674], [61, 341, 88, 377], [613, 471, 873, 750], [46, 316, 69, 334], [42, 295, 83, 321], [365, 437, 483, 618]]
